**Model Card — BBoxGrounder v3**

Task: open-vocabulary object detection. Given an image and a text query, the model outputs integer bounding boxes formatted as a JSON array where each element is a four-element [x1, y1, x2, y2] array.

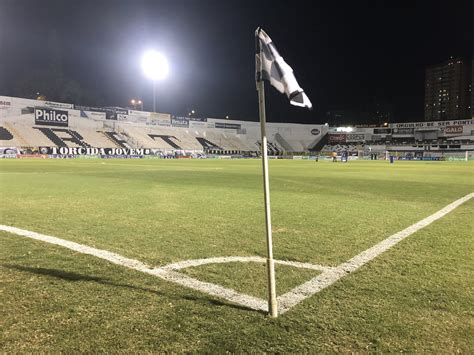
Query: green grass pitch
[[1, 158, 473, 352]]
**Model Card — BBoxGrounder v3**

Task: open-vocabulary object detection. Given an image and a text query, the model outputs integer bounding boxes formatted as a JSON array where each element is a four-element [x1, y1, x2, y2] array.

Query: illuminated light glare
[[142, 50, 169, 81], [335, 126, 354, 132]]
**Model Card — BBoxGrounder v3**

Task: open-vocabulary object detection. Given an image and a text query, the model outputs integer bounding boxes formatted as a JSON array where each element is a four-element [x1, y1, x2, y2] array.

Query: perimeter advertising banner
[[39, 146, 152, 156], [0, 147, 18, 158], [0, 98, 12, 108], [389, 119, 473, 129], [149, 112, 172, 126], [34, 107, 69, 127], [1, 95, 73, 110], [156, 119, 171, 126], [328, 134, 346, 143], [128, 109, 151, 117], [75, 105, 118, 120], [150, 112, 171, 120], [392, 128, 414, 135], [171, 116, 189, 128], [79, 110, 106, 120], [215, 122, 241, 129], [441, 126, 463, 135], [188, 117, 208, 128], [117, 114, 147, 123]]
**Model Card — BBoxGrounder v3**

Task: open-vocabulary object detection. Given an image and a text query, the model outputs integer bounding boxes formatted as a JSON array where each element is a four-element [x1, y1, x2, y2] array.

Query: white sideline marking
[[1, 192, 472, 314], [277, 192, 474, 313]]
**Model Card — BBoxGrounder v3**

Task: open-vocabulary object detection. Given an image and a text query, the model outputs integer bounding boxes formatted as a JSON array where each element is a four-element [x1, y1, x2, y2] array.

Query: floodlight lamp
[[142, 50, 169, 81]]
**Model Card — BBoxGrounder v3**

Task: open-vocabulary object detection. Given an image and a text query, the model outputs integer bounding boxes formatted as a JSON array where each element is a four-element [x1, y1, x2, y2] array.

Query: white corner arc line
[[277, 192, 474, 313], [1, 192, 472, 315], [0, 225, 268, 312]]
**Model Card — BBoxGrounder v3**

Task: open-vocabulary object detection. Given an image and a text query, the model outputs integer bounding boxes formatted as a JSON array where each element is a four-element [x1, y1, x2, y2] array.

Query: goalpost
[[465, 151, 473, 161]]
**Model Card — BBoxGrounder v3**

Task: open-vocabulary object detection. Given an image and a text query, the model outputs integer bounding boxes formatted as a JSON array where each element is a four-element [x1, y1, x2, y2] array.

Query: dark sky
[[0, 0, 472, 123]]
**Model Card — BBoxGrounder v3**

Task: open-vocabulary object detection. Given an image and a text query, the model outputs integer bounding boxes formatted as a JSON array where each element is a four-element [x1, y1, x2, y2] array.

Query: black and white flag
[[255, 27, 312, 109]]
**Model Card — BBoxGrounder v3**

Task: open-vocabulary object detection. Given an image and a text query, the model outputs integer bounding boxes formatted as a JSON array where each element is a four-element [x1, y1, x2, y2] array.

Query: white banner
[[389, 119, 473, 129], [0, 146, 19, 158], [0, 95, 73, 109], [156, 119, 171, 126], [128, 109, 150, 117], [80, 110, 106, 120], [189, 121, 208, 128]]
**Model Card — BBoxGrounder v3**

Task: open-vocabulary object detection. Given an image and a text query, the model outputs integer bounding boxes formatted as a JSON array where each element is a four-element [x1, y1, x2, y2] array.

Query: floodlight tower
[[141, 50, 169, 112]]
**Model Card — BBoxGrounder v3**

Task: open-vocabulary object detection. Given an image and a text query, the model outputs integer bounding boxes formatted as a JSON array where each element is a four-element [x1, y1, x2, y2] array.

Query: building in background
[[424, 57, 471, 121], [471, 58, 473, 118]]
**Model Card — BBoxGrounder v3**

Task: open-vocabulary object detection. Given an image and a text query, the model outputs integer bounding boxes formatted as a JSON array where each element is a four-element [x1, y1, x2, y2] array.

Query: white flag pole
[[256, 79, 278, 318]]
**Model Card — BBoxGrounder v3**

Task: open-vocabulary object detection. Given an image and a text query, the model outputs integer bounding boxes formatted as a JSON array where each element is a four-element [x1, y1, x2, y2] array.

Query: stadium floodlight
[[142, 50, 168, 80], [130, 99, 144, 110], [141, 50, 169, 112]]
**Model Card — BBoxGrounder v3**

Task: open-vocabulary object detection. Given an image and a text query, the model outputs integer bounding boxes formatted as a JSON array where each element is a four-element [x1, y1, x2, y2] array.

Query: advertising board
[[328, 134, 346, 143], [171, 116, 189, 128], [34, 107, 69, 127], [215, 122, 241, 129]]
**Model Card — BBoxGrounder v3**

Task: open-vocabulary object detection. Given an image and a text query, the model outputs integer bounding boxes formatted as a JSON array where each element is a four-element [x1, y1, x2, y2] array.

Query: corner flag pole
[[256, 79, 278, 318]]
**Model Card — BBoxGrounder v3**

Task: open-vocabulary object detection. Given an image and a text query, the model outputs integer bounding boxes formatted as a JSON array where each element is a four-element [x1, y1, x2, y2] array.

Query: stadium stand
[[1, 95, 473, 159]]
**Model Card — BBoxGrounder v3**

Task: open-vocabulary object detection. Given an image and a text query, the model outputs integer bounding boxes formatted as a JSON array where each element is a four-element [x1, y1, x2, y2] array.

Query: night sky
[[0, 0, 472, 124]]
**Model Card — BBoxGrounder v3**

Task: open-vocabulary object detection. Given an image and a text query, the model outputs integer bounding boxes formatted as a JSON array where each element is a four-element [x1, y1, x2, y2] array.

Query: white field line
[[277, 192, 474, 313], [0, 225, 268, 312], [1, 192, 472, 314], [162, 256, 332, 272]]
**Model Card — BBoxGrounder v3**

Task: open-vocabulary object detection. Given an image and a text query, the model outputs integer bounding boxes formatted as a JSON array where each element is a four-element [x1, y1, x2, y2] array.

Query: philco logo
[[311, 128, 320, 135], [35, 107, 69, 127]]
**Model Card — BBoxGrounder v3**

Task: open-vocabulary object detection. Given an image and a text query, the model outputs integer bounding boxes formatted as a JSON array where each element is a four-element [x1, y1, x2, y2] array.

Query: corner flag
[[255, 28, 312, 318], [255, 27, 312, 109]]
